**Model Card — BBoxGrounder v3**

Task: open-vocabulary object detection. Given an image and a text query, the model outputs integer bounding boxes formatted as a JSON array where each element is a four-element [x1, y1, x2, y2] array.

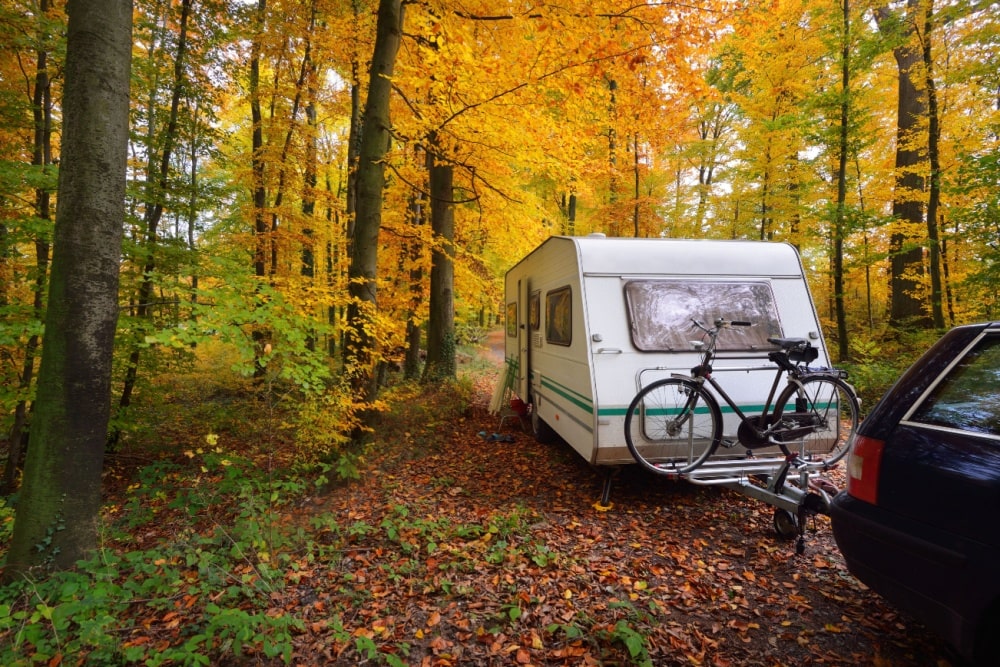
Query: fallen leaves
[[265, 397, 955, 667], [49, 363, 954, 667]]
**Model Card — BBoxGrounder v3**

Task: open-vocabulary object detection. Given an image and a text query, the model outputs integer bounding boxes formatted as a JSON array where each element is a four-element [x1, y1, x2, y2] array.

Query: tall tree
[[345, 0, 402, 403], [249, 0, 268, 375], [830, 0, 853, 360], [113, 0, 193, 441], [6, 0, 132, 575], [422, 134, 456, 382], [3, 0, 59, 492], [920, 0, 946, 329], [877, 0, 931, 329]]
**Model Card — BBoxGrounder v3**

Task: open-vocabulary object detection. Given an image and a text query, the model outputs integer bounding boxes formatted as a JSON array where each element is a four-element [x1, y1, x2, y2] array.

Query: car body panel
[[830, 321, 1000, 663]]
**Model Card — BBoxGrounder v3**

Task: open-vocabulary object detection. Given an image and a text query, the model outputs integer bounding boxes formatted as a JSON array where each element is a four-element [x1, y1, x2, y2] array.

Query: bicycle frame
[[675, 319, 808, 445], [688, 368, 789, 430]]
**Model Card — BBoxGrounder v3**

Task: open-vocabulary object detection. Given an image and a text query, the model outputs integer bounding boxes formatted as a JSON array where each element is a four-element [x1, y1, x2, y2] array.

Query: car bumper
[[829, 492, 977, 659]]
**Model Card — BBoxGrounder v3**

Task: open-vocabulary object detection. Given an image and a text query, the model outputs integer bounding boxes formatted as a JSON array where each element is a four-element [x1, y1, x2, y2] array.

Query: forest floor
[[275, 331, 959, 666], [2, 331, 962, 666]]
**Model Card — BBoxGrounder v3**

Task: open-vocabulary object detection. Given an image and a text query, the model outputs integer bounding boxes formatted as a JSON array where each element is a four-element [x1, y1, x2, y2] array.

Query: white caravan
[[503, 235, 831, 468]]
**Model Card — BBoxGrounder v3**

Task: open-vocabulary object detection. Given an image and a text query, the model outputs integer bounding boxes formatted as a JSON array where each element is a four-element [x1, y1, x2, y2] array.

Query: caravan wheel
[[773, 509, 799, 540], [531, 404, 558, 444]]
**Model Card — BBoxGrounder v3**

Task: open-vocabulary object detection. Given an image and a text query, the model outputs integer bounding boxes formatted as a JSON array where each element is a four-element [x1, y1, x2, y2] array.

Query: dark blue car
[[831, 321, 1000, 665]]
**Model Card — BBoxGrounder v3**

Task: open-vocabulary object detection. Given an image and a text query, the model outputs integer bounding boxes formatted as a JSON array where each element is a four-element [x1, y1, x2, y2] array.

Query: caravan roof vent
[[587, 232, 607, 238]]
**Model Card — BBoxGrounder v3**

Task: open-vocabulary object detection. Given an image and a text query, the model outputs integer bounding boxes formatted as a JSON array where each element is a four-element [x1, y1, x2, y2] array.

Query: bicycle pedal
[[720, 438, 738, 449]]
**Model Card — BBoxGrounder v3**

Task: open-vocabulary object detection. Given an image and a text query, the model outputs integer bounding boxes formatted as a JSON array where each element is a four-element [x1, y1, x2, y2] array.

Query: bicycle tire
[[624, 378, 722, 474], [772, 374, 859, 467]]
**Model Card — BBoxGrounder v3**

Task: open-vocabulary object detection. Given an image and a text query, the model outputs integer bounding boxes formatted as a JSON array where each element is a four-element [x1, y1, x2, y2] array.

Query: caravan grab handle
[[595, 348, 622, 354]]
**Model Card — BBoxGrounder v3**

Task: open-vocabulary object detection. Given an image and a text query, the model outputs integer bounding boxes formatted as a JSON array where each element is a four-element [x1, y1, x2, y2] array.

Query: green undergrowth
[[0, 445, 323, 666], [0, 464, 555, 665], [0, 360, 506, 665], [838, 328, 942, 413]]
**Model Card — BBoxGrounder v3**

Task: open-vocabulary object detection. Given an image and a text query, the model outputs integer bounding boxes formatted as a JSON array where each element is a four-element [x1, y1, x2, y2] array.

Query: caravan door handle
[[595, 347, 622, 354]]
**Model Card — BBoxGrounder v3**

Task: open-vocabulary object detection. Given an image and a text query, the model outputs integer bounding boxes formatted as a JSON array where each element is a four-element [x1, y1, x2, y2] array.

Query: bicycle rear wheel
[[773, 375, 859, 467], [624, 378, 722, 474]]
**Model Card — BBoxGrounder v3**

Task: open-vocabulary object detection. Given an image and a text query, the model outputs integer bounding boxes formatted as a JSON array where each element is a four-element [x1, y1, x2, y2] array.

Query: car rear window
[[909, 335, 1000, 437]]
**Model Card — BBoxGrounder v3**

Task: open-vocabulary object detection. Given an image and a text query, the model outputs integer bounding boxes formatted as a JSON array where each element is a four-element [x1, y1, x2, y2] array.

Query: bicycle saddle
[[767, 337, 810, 350]]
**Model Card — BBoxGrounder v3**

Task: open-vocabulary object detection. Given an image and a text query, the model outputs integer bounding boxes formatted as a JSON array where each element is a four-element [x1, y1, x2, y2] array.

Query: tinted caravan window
[[625, 280, 782, 352], [546, 287, 572, 346]]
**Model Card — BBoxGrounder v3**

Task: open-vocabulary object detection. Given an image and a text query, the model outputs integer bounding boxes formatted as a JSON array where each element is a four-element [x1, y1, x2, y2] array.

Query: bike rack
[[674, 453, 838, 554]]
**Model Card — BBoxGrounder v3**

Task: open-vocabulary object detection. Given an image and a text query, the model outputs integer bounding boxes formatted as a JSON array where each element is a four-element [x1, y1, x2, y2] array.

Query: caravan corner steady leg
[[596, 467, 620, 509]]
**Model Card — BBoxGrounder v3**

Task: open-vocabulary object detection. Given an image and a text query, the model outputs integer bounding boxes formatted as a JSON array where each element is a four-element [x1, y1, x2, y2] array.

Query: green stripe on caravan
[[540, 375, 593, 414]]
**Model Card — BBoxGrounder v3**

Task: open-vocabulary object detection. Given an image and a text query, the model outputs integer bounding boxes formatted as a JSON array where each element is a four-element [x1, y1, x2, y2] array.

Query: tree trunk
[[113, 0, 191, 442], [922, 0, 945, 329], [404, 177, 426, 381], [270, 8, 316, 281], [693, 103, 726, 233], [832, 0, 851, 362], [877, 1, 930, 329], [250, 0, 267, 281], [345, 0, 402, 402], [633, 134, 641, 237], [345, 0, 364, 247], [6, 0, 132, 576], [422, 142, 456, 383], [4, 1, 55, 492], [187, 100, 200, 305], [567, 193, 576, 236], [250, 0, 269, 374], [607, 79, 618, 234], [333, 1, 365, 360]]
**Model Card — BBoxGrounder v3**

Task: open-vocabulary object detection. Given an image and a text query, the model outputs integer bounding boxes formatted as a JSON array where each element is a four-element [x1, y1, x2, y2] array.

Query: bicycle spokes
[[624, 379, 721, 474], [774, 376, 858, 466]]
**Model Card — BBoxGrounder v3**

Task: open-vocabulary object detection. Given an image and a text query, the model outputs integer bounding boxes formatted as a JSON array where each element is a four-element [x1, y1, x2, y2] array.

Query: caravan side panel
[[505, 238, 598, 462]]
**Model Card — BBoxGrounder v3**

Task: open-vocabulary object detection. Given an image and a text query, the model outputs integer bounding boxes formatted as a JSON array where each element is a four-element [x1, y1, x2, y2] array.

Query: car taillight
[[846, 434, 884, 504]]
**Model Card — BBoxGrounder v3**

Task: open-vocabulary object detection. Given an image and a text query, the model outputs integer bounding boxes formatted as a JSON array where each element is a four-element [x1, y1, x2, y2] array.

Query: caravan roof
[[557, 236, 805, 278]]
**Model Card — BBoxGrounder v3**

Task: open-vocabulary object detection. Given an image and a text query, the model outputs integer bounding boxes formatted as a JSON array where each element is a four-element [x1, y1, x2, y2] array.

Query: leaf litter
[[279, 381, 957, 666], [52, 349, 959, 666]]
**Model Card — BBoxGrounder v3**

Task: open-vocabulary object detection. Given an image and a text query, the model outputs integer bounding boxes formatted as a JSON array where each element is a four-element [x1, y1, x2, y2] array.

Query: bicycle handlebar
[[691, 318, 754, 332]]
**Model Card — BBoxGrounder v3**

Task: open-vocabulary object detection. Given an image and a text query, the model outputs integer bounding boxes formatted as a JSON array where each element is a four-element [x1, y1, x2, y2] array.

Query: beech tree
[[113, 0, 195, 440], [345, 0, 402, 402], [1, 0, 60, 492], [876, 0, 932, 329], [6, 0, 133, 575]]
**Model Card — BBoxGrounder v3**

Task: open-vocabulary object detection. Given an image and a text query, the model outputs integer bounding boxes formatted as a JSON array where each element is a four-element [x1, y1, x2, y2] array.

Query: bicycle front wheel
[[773, 374, 859, 467], [624, 378, 722, 474]]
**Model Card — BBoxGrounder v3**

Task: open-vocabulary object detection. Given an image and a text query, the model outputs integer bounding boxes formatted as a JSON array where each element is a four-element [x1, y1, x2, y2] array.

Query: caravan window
[[546, 286, 572, 346], [506, 302, 517, 337], [625, 280, 782, 352]]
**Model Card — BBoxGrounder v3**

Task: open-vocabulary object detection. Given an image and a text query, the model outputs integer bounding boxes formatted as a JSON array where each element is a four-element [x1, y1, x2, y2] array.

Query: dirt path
[[484, 327, 506, 366]]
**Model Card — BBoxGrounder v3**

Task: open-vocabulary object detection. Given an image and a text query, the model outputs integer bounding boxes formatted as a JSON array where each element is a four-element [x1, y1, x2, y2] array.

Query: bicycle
[[624, 318, 859, 475]]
